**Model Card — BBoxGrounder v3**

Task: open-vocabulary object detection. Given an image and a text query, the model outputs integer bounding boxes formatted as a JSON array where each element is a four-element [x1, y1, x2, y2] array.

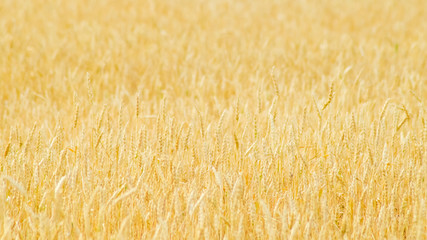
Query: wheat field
[[1, 0, 427, 239]]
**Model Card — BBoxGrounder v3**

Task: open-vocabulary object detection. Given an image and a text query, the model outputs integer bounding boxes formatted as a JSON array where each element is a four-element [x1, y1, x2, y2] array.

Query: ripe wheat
[[1, 0, 427, 239]]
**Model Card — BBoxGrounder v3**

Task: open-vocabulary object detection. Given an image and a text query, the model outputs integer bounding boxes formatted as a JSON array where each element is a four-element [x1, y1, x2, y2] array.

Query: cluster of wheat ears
[[1, 0, 427, 239]]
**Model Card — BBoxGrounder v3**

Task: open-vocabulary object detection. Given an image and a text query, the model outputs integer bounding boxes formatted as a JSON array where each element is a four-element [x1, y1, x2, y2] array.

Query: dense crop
[[1, 0, 427, 238]]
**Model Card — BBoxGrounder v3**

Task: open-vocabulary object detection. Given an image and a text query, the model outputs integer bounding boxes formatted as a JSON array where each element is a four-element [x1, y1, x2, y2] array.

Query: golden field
[[1, 0, 427, 238]]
